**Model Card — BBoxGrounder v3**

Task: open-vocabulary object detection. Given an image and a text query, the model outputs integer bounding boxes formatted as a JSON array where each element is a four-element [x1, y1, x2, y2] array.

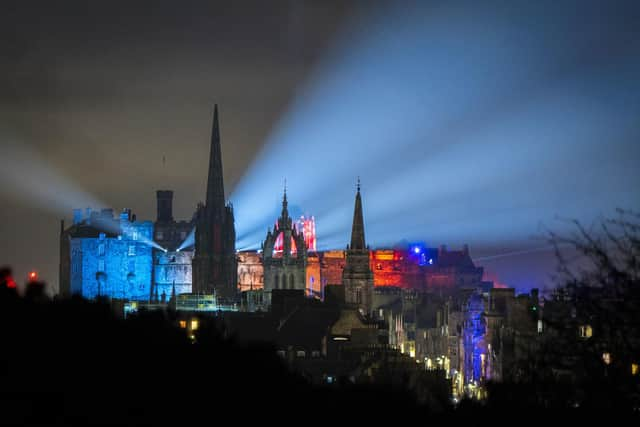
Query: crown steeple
[[349, 178, 366, 251], [281, 179, 288, 219]]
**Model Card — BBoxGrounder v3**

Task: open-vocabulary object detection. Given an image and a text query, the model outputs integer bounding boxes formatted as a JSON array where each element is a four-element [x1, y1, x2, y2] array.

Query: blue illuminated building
[[463, 292, 486, 387], [60, 207, 154, 300]]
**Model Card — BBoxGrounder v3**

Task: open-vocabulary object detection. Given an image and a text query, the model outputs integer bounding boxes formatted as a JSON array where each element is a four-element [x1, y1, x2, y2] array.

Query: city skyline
[[1, 0, 639, 294]]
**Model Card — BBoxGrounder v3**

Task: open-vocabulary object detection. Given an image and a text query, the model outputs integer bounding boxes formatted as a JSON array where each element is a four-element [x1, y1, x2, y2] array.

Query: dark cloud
[[0, 0, 358, 290]]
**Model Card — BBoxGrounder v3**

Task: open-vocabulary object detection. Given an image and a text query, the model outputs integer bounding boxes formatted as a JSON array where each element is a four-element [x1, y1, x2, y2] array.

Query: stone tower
[[342, 180, 374, 316], [262, 188, 307, 306], [192, 105, 237, 302]]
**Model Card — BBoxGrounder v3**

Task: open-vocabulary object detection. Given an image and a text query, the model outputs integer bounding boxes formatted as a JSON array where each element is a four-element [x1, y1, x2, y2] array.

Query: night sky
[[1, 0, 639, 294]]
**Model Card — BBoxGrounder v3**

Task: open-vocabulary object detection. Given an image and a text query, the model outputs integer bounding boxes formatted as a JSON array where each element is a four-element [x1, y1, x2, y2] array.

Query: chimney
[[120, 208, 131, 222], [156, 190, 174, 222], [73, 209, 83, 225]]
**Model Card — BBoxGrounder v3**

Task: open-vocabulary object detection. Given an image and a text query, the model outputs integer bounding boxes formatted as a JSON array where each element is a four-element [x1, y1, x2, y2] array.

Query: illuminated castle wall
[[64, 208, 154, 300], [152, 190, 195, 299], [370, 245, 484, 291], [154, 250, 193, 299]]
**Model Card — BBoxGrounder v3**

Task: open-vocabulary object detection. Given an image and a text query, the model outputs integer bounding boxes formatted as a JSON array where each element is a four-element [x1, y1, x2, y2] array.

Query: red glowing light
[[273, 232, 298, 255], [6, 277, 17, 289], [297, 216, 316, 252], [28, 271, 37, 281]]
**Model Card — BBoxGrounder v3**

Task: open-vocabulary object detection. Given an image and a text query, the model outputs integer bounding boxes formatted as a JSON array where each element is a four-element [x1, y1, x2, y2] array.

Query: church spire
[[205, 104, 226, 214], [349, 178, 366, 251], [281, 179, 288, 219]]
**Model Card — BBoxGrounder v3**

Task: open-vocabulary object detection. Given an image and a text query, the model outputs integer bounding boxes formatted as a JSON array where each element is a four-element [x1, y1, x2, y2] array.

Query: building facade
[[60, 208, 154, 300], [153, 190, 195, 300], [262, 190, 308, 307]]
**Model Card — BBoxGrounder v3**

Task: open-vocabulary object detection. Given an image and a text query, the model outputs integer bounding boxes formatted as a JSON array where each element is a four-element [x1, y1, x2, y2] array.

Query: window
[[99, 233, 106, 240], [311, 350, 320, 358], [276, 350, 286, 358], [128, 245, 135, 256], [632, 363, 639, 376], [375, 263, 383, 270], [179, 320, 186, 329], [190, 319, 199, 331], [602, 352, 612, 365], [98, 244, 105, 256], [98, 260, 105, 272], [156, 231, 164, 240], [537, 320, 543, 334], [132, 231, 138, 241], [296, 350, 306, 358], [128, 260, 135, 272], [579, 324, 592, 339], [180, 231, 187, 240]]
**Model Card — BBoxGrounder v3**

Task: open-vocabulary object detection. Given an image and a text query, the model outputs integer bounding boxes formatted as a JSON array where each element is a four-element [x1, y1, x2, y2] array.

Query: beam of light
[[472, 244, 573, 262], [0, 140, 167, 252], [0, 139, 105, 215], [230, 0, 640, 289], [177, 226, 196, 251], [80, 212, 166, 252]]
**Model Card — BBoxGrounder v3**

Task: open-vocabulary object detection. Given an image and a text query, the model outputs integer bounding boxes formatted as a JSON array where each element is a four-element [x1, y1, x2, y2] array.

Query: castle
[[59, 105, 236, 302]]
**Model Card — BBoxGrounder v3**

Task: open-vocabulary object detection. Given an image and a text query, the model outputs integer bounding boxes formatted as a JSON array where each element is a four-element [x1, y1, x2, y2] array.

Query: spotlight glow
[[231, 0, 640, 290], [176, 227, 196, 251]]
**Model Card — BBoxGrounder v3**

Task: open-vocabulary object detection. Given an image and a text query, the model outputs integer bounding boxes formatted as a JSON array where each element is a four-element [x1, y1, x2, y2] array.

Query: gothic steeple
[[205, 104, 226, 217], [276, 181, 292, 231], [281, 181, 289, 220], [349, 178, 366, 251], [193, 105, 238, 301]]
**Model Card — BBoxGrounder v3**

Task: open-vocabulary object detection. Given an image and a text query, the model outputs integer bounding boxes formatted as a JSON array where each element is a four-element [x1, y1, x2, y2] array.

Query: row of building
[[57, 105, 543, 399]]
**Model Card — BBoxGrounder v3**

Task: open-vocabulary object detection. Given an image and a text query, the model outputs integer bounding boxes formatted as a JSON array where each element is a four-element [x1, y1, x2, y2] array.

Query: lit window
[[190, 319, 199, 331], [632, 363, 639, 376], [579, 325, 592, 338], [179, 320, 186, 329], [602, 352, 612, 365], [98, 260, 105, 272], [132, 231, 138, 241], [537, 320, 543, 334], [128, 245, 135, 256], [98, 244, 105, 256], [296, 350, 306, 358], [99, 233, 106, 240], [276, 350, 286, 358], [312, 350, 320, 358]]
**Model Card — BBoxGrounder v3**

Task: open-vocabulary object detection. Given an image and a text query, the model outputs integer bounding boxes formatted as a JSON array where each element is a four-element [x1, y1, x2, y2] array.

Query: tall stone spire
[[349, 178, 366, 251], [343, 178, 373, 316], [193, 104, 237, 301], [205, 104, 225, 217], [281, 180, 289, 221]]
